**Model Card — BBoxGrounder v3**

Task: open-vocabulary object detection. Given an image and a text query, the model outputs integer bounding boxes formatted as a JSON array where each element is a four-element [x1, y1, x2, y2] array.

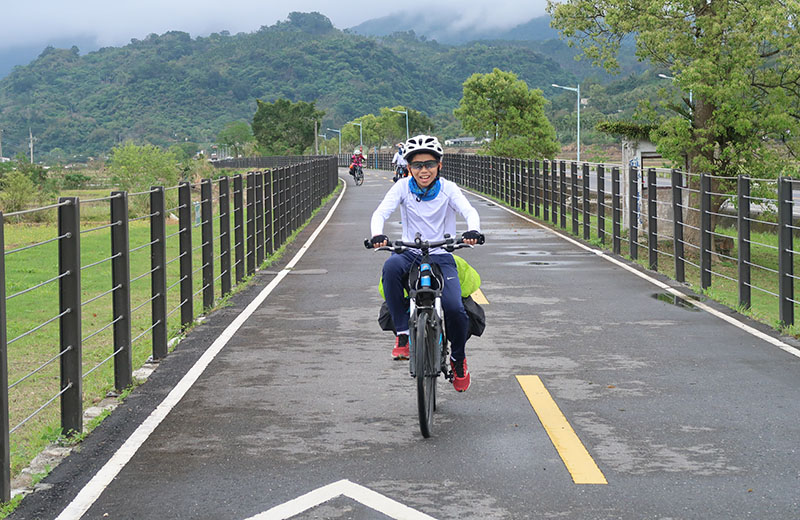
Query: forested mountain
[[0, 12, 580, 158]]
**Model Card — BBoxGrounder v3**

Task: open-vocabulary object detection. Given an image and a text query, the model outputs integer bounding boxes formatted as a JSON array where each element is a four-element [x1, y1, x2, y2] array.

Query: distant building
[[444, 136, 477, 146], [0, 157, 10, 163]]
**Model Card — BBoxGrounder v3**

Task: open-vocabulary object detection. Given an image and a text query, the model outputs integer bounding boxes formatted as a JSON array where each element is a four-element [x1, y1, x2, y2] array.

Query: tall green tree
[[216, 121, 254, 158], [454, 68, 560, 159], [547, 0, 800, 179], [109, 142, 180, 192], [252, 98, 324, 155]]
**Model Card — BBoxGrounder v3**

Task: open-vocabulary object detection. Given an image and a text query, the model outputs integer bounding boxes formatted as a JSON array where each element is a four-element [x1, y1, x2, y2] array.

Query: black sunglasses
[[409, 160, 439, 172]]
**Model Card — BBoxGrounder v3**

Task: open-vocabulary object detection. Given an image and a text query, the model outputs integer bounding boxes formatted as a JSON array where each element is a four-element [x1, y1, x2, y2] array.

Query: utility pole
[[29, 128, 34, 163], [0, 128, 4, 160], [314, 120, 319, 155]]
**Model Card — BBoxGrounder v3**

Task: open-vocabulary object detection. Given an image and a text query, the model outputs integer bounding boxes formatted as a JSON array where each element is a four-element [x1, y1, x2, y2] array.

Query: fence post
[[582, 163, 590, 240], [246, 172, 256, 275], [648, 168, 658, 271], [233, 175, 245, 284], [255, 172, 265, 267], [737, 175, 750, 309], [150, 187, 167, 359], [200, 179, 214, 310], [629, 166, 639, 260], [542, 160, 550, 221], [598, 165, 605, 244], [265, 170, 274, 256], [700, 173, 712, 289], [219, 177, 232, 297], [533, 160, 540, 217], [778, 177, 794, 326], [559, 161, 567, 229], [0, 212, 10, 502], [178, 183, 194, 329], [571, 162, 579, 235], [612, 167, 621, 255], [110, 192, 132, 391], [58, 197, 82, 435], [672, 170, 685, 283]]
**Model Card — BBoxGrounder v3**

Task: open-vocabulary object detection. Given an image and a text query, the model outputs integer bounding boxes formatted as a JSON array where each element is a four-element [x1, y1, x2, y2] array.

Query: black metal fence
[[0, 157, 338, 500], [371, 153, 798, 330]]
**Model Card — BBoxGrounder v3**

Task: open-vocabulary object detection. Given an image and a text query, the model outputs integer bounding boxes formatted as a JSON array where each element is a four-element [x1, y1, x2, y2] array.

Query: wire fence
[[369, 152, 798, 331], [0, 156, 338, 500]]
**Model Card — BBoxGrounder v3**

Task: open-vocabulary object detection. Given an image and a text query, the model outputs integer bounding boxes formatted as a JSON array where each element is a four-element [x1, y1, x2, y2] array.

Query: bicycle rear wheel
[[416, 310, 437, 438]]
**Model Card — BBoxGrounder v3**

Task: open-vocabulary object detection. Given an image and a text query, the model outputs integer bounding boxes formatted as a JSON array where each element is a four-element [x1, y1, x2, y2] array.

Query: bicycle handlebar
[[364, 233, 483, 253]]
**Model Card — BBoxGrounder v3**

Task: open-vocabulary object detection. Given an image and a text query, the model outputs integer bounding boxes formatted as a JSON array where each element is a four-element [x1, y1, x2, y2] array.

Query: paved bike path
[[11, 167, 800, 519]]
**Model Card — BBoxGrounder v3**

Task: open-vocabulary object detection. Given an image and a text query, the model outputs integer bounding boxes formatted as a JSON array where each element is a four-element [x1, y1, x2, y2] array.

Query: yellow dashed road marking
[[516, 375, 607, 484]]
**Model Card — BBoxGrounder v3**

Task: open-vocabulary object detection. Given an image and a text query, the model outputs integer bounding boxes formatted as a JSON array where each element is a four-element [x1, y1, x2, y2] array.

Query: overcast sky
[[0, 0, 550, 51]]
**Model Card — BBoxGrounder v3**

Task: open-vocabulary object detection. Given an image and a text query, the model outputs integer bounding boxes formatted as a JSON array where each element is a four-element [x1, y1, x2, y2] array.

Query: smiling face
[[408, 152, 441, 188]]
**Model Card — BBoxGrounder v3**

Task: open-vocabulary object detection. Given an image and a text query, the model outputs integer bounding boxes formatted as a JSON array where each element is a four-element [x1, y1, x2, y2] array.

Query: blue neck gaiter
[[409, 177, 441, 201]]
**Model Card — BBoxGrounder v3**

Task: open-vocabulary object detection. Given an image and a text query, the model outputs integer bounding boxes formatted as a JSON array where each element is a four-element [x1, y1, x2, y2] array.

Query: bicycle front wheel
[[355, 168, 364, 185], [415, 310, 437, 438]]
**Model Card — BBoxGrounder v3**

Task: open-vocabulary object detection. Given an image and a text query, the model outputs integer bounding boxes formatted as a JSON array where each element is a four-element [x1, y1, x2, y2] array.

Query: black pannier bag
[[378, 295, 486, 339]]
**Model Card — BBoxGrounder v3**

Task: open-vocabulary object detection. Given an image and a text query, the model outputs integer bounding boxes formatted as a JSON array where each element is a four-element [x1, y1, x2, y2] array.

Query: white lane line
[[55, 181, 348, 520], [245, 479, 437, 520], [468, 190, 800, 360]]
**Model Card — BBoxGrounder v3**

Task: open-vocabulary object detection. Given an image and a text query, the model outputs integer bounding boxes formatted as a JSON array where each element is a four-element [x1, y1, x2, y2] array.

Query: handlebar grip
[[364, 238, 373, 249]]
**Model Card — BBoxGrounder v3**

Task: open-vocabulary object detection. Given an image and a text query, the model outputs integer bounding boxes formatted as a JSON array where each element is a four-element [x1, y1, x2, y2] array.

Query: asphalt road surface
[[10, 168, 800, 520]]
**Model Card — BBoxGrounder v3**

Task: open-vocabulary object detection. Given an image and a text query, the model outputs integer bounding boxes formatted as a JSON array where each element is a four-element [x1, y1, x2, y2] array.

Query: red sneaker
[[450, 358, 471, 392], [392, 334, 410, 360]]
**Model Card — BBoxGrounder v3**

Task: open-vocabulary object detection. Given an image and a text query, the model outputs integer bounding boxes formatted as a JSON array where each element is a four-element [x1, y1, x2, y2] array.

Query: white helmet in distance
[[403, 134, 443, 161], [354, 149, 362, 155]]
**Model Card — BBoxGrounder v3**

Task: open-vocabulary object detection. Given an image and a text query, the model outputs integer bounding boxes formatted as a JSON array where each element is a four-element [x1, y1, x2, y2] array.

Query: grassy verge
[[3, 180, 342, 497]]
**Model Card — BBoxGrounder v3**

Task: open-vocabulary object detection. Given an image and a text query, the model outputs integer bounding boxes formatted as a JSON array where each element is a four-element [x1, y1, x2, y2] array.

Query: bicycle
[[392, 165, 408, 182], [366, 233, 475, 438], [353, 165, 364, 186]]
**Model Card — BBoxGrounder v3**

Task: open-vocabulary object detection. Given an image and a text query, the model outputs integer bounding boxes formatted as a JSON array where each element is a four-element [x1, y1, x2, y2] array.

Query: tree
[[109, 142, 180, 193], [216, 121, 254, 158], [252, 98, 325, 155], [547, 0, 800, 180], [454, 68, 560, 159]]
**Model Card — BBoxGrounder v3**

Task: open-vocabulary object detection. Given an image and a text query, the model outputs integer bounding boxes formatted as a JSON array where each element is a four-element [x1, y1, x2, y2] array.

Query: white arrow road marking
[[245, 480, 437, 520]]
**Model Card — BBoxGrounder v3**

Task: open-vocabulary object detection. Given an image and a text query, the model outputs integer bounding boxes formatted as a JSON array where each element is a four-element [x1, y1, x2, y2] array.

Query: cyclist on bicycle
[[349, 149, 364, 178], [391, 143, 408, 182], [369, 134, 483, 392]]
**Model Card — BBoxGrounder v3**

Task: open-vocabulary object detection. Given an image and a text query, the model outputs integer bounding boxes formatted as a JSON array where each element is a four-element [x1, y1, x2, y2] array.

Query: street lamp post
[[389, 108, 409, 141], [349, 121, 363, 148], [658, 73, 693, 114], [326, 128, 341, 154], [552, 83, 580, 162]]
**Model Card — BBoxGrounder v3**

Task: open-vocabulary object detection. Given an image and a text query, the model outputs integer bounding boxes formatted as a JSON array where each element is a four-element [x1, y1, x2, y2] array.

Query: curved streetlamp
[[349, 121, 363, 147], [389, 108, 409, 141], [552, 83, 581, 162], [326, 128, 341, 154]]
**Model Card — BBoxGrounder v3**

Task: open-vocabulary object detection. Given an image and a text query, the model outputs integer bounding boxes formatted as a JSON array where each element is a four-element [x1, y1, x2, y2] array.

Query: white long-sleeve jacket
[[370, 177, 480, 250]]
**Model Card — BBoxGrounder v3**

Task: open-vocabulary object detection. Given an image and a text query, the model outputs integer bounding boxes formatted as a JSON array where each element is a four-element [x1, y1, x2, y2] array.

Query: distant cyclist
[[391, 143, 408, 182], [369, 135, 483, 392], [349, 148, 364, 178]]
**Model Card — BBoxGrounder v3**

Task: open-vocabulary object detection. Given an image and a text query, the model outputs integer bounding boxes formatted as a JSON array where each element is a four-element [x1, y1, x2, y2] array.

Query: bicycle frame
[[367, 232, 475, 437]]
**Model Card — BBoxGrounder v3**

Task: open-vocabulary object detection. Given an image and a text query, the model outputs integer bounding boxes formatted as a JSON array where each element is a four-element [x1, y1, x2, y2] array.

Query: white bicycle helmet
[[354, 149, 362, 155], [403, 134, 443, 161]]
